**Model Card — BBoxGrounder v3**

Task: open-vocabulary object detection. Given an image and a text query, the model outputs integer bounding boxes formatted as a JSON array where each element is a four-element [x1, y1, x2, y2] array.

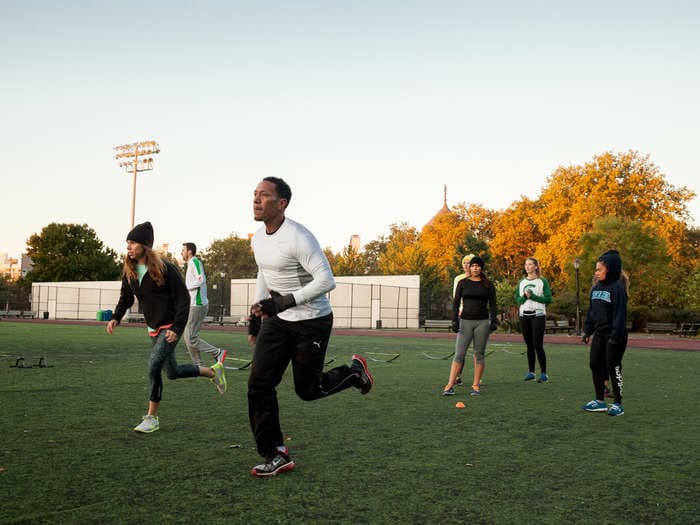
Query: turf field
[[0, 322, 698, 525]]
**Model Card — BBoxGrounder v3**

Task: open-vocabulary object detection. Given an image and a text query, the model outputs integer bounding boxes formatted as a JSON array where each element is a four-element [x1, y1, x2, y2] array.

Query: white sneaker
[[133, 415, 159, 433]]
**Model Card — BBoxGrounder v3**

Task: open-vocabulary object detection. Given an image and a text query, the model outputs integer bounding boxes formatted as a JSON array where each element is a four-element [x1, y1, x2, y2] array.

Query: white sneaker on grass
[[134, 415, 159, 433]]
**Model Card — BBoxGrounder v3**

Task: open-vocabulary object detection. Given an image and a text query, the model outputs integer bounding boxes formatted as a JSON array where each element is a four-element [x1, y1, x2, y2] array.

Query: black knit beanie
[[127, 221, 154, 248], [469, 256, 485, 268]]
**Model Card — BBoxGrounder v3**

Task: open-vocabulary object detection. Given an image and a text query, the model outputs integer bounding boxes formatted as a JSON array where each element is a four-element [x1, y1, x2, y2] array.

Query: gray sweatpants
[[183, 304, 223, 365], [454, 318, 491, 364]]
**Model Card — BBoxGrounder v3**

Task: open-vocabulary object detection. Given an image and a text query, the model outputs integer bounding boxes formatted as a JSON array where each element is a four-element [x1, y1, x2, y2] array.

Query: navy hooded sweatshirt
[[583, 250, 628, 342]]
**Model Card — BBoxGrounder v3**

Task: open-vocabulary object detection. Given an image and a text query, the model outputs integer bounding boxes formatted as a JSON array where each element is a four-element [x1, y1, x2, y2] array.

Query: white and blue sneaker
[[537, 373, 549, 383], [582, 399, 608, 412], [607, 403, 624, 416], [523, 372, 536, 381], [442, 387, 455, 396]]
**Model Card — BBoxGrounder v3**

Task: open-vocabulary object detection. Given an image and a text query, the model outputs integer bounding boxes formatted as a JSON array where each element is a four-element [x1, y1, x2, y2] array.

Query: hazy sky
[[1, 1, 698, 260]]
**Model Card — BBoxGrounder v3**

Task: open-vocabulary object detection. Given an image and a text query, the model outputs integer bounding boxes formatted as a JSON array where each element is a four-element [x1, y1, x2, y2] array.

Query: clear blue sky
[[1, 1, 698, 259]]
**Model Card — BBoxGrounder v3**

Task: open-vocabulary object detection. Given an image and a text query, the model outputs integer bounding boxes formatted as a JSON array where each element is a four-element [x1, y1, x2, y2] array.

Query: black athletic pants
[[589, 331, 627, 405], [248, 313, 359, 459], [520, 315, 547, 374]]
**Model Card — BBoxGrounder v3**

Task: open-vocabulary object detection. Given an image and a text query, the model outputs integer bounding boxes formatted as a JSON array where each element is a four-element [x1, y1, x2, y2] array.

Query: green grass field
[[1, 322, 698, 525]]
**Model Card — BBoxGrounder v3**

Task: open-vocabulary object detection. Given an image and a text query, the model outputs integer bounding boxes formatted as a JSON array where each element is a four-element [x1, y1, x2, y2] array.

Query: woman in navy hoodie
[[580, 250, 628, 416]]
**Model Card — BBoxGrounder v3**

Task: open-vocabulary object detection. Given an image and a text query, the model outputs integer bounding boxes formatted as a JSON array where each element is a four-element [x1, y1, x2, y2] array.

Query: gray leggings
[[454, 318, 491, 364], [148, 330, 199, 402]]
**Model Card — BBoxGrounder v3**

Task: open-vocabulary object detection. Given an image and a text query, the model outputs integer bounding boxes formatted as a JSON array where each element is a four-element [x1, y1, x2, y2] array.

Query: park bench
[[678, 322, 699, 337], [125, 312, 145, 323], [545, 319, 570, 334], [423, 319, 452, 332], [645, 322, 677, 334], [0, 310, 34, 319]]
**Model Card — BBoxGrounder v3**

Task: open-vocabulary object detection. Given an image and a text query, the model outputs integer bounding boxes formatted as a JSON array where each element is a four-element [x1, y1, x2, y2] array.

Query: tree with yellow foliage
[[493, 150, 694, 287]]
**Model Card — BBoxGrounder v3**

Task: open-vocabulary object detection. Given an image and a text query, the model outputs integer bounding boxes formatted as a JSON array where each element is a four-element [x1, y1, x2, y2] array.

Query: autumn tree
[[451, 203, 497, 242], [377, 223, 439, 286], [489, 197, 546, 281], [25, 223, 121, 282], [331, 244, 367, 276], [420, 212, 470, 282], [534, 150, 694, 286]]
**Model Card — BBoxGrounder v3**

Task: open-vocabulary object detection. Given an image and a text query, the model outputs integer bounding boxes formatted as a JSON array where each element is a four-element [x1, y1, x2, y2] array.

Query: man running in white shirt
[[246, 176, 374, 477], [181, 242, 227, 366]]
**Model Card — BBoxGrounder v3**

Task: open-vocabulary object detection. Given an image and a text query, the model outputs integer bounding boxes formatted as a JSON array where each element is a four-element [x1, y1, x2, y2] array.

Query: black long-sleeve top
[[113, 262, 190, 336], [453, 278, 497, 324]]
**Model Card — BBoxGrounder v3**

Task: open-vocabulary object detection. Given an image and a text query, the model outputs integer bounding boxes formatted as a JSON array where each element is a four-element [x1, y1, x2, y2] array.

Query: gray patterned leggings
[[148, 330, 199, 402]]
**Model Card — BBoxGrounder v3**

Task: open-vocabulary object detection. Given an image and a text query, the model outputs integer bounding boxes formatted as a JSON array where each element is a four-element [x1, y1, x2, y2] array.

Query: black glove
[[247, 311, 261, 337], [581, 334, 590, 344], [489, 321, 498, 332], [259, 291, 296, 317], [451, 320, 460, 333]]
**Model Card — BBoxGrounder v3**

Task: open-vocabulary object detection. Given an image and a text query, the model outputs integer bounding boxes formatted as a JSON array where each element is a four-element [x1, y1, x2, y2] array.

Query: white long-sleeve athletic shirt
[[251, 217, 335, 321], [185, 256, 208, 306]]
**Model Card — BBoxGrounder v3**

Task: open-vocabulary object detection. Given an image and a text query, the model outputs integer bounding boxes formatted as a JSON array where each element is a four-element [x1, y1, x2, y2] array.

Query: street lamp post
[[574, 259, 581, 335]]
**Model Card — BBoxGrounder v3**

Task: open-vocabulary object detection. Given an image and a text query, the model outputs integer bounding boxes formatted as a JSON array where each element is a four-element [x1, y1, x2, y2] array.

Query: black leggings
[[520, 315, 546, 374], [589, 332, 627, 405]]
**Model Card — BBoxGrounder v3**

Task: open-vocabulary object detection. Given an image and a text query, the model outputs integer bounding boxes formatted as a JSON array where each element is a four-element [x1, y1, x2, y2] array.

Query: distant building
[[424, 184, 451, 228], [350, 234, 361, 252]]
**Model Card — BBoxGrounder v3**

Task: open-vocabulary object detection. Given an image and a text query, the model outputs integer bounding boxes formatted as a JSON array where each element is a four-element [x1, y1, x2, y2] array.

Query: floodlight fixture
[[113, 140, 160, 229]]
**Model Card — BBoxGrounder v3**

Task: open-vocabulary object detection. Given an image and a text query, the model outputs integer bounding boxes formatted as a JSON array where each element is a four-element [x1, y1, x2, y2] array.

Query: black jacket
[[113, 262, 190, 336], [583, 251, 628, 341]]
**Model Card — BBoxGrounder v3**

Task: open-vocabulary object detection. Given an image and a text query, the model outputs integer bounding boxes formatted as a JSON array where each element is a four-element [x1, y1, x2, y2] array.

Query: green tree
[[362, 237, 388, 275], [682, 267, 700, 312], [199, 235, 257, 279], [577, 217, 677, 310], [25, 223, 121, 282]]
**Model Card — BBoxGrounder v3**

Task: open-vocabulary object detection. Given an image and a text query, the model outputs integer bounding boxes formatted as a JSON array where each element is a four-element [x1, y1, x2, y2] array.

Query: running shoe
[[133, 415, 159, 433], [211, 362, 227, 394], [442, 387, 455, 396], [469, 387, 481, 396], [218, 349, 228, 364], [523, 372, 536, 381], [607, 403, 624, 417], [537, 373, 549, 383], [581, 399, 608, 412], [251, 449, 295, 477], [350, 354, 374, 394], [454, 376, 463, 387]]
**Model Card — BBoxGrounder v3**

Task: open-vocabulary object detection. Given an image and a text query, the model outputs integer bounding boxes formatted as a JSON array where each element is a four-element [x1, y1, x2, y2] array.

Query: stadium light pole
[[113, 140, 160, 229], [574, 258, 581, 335], [219, 271, 226, 325]]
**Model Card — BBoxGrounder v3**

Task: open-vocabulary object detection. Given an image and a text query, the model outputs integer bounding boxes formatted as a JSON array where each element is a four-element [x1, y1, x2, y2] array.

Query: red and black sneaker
[[251, 449, 295, 477], [350, 354, 374, 395], [218, 349, 228, 364]]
